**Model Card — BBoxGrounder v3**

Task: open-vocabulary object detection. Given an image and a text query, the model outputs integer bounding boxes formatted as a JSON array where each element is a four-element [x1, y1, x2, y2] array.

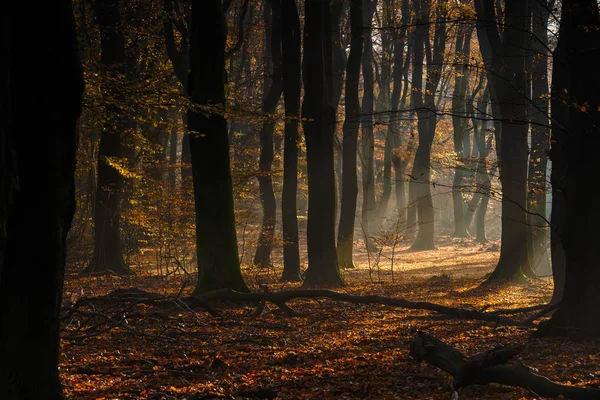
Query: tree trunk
[[279, 0, 302, 282], [337, 0, 363, 270], [451, 24, 473, 238], [389, 0, 410, 228], [254, 0, 283, 268], [409, 0, 446, 251], [475, 0, 532, 282], [538, 0, 600, 338], [188, 0, 249, 294], [301, 0, 344, 287], [548, 14, 567, 304], [0, 1, 83, 396], [331, 0, 347, 232], [527, 0, 552, 275], [360, 0, 377, 250], [85, 0, 133, 275], [373, 0, 395, 230]]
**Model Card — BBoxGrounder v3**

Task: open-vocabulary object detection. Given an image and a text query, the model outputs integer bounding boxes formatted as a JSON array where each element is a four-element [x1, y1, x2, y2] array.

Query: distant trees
[[188, 0, 249, 293], [84, 0, 133, 275], [0, 0, 84, 396]]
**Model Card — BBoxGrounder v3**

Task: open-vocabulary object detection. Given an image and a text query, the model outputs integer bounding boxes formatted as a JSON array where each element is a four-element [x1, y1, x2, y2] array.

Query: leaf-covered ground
[[60, 235, 600, 399]]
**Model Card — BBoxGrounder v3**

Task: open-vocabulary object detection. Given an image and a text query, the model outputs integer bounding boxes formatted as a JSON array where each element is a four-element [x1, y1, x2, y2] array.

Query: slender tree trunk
[[467, 84, 493, 243], [189, 0, 249, 294], [409, 0, 446, 251], [279, 0, 302, 282], [360, 0, 377, 250], [389, 1, 410, 228], [331, 0, 346, 232], [254, 0, 283, 268], [85, 0, 133, 275], [374, 0, 395, 229], [548, 3, 568, 305], [301, 0, 344, 287], [527, 0, 551, 275], [337, 0, 363, 270], [451, 24, 473, 238], [0, 1, 83, 396]]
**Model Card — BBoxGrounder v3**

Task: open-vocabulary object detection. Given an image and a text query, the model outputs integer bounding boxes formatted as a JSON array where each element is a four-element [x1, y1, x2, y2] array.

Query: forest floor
[[60, 232, 600, 400]]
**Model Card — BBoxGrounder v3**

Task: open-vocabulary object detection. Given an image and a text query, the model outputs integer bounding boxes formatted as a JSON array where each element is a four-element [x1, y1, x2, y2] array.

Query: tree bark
[[188, 0, 249, 293], [409, 0, 446, 251], [359, 0, 377, 250], [389, 0, 410, 228], [527, 0, 552, 275], [301, 0, 344, 287], [254, 0, 283, 268], [337, 0, 363, 270], [538, 0, 600, 338], [451, 24, 473, 238], [474, 0, 533, 282], [279, 0, 302, 282], [0, 1, 84, 396]]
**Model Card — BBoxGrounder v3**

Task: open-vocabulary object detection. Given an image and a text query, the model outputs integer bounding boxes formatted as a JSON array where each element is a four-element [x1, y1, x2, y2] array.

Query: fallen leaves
[[59, 237, 599, 399]]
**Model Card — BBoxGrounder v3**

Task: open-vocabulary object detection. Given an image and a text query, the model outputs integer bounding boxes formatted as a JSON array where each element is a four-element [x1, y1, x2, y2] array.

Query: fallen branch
[[409, 331, 600, 399], [195, 288, 533, 327], [70, 287, 534, 329]]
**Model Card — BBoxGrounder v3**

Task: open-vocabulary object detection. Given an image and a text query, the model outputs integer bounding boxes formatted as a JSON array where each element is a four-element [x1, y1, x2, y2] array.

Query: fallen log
[[409, 331, 600, 399]]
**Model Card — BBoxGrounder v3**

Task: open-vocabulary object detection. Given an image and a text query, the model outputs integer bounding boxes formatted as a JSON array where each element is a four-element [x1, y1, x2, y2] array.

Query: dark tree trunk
[[373, 0, 395, 229], [527, 0, 552, 275], [279, 0, 302, 282], [85, 0, 133, 275], [188, 0, 249, 294], [475, 0, 533, 282], [337, 0, 363, 270], [0, 4, 9, 271], [389, 0, 410, 228], [254, 0, 283, 268], [331, 0, 346, 231], [469, 84, 493, 243], [0, 1, 83, 396], [451, 24, 473, 238], [360, 0, 377, 250], [301, 0, 344, 287], [409, 0, 446, 251], [538, 0, 600, 338], [548, 15, 567, 305]]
